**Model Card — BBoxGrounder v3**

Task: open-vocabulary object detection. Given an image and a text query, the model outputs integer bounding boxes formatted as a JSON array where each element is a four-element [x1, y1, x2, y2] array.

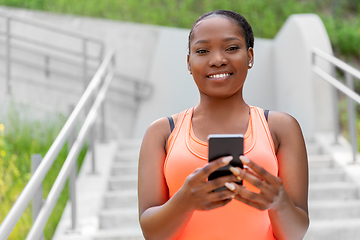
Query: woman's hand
[[225, 155, 288, 211], [178, 156, 239, 211]]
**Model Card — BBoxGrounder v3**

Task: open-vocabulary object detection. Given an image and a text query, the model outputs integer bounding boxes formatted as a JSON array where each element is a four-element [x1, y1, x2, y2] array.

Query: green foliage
[[338, 93, 360, 151], [0, 0, 359, 59], [0, 107, 88, 240]]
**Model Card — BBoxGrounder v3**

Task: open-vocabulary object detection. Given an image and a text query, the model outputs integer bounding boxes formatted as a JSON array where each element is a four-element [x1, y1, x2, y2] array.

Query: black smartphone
[[208, 134, 244, 191]]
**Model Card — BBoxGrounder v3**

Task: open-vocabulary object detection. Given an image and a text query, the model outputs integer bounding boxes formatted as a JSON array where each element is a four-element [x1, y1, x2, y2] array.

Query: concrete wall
[[0, 6, 159, 81], [133, 36, 279, 138], [0, 7, 335, 140], [0, 6, 160, 139], [134, 14, 335, 139], [132, 27, 199, 137], [273, 14, 334, 139]]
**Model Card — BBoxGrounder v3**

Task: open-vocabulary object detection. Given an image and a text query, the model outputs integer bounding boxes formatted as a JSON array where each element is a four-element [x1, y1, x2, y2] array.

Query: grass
[[0, 106, 88, 240], [0, 0, 359, 60]]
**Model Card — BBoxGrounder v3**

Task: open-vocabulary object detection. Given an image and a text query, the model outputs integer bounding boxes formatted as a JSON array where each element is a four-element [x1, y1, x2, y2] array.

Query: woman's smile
[[207, 72, 233, 80]]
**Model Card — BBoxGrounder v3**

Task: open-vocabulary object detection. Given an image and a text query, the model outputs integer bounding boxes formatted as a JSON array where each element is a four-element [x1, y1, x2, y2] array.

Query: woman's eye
[[196, 49, 207, 54], [227, 46, 240, 51]]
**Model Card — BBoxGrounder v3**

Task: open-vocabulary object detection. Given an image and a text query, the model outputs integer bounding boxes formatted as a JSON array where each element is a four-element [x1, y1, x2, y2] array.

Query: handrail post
[[331, 66, 340, 144], [5, 17, 11, 94], [31, 154, 44, 240], [313, 51, 340, 144], [83, 38, 88, 92], [89, 124, 97, 174], [100, 101, 106, 143], [99, 55, 114, 143], [45, 55, 50, 78], [99, 43, 105, 66], [83, 38, 90, 118], [345, 72, 358, 163], [68, 105, 78, 230]]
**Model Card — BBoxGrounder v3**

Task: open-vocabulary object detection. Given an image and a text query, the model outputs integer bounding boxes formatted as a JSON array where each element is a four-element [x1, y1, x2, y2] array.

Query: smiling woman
[[187, 16, 253, 100], [138, 10, 309, 240]]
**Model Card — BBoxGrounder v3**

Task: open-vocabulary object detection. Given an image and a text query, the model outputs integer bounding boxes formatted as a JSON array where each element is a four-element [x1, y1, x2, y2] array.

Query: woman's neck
[[196, 91, 248, 116], [192, 93, 250, 141]]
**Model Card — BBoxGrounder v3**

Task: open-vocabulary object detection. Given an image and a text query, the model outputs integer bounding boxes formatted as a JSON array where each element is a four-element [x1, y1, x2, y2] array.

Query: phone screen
[[208, 134, 244, 189]]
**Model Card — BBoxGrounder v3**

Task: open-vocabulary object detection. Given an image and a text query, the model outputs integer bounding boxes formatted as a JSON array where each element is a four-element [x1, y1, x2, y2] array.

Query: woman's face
[[188, 16, 253, 99]]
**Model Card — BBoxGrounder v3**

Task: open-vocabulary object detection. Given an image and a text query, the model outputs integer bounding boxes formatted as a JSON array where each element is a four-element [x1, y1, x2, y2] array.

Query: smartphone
[[208, 134, 244, 191]]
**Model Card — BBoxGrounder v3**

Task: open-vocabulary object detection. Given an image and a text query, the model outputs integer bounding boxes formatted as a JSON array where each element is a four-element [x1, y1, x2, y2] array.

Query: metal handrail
[[312, 47, 360, 163], [313, 47, 360, 81], [313, 65, 360, 104], [0, 12, 154, 239], [0, 38, 99, 64], [0, 51, 152, 100], [0, 34, 153, 100], [27, 63, 114, 240], [0, 51, 115, 240], [0, 13, 105, 94], [9, 33, 99, 59], [0, 13, 103, 44]]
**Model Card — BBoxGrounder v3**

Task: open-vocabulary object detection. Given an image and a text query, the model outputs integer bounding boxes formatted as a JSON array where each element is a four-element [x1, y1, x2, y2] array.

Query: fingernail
[[239, 156, 250, 164], [222, 156, 233, 164], [225, 182, 236, 191], [229, 166, 240, 175]]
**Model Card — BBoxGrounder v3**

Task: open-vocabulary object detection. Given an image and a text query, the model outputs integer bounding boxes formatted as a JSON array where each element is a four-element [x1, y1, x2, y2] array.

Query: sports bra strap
[[167, 116, 175, 133], [264, 109, 269, 122]]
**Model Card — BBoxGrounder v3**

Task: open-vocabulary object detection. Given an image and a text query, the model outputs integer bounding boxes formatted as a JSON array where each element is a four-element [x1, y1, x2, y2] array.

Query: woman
[[138, 10, 309, 240]]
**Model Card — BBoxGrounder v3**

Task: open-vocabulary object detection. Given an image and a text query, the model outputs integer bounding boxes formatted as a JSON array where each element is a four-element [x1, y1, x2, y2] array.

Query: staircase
[[305, 142, 360, 239], [88, 138, 360, 240], [88, 139, 360, 240], [94, 139, 144, 240]]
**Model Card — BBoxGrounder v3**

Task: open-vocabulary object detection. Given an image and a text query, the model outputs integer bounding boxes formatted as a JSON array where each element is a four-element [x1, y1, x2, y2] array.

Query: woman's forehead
[[191, 16, 244, 43]]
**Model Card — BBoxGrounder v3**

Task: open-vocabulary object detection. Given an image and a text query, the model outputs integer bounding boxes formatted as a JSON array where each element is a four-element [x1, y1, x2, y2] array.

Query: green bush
[[0, 107, 87, 240], [0, 0, 359, 59]]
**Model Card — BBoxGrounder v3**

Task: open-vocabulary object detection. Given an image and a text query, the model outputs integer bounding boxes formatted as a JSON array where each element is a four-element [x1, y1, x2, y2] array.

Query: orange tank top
[[164, 106, 278, 240]]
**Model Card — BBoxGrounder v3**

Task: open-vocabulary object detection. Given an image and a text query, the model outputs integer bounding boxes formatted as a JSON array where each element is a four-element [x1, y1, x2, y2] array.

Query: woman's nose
[[209, 51, 228, 67]]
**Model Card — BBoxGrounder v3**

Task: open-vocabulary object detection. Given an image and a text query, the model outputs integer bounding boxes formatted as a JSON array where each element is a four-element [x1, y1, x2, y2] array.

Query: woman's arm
[[138, 117, 238, 240], [268, 111, 309, 239], [226, 111, 309, 240]]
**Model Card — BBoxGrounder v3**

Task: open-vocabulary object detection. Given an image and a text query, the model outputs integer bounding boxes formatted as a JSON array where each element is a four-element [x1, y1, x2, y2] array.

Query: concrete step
[[304, 218, 360, 240], [111, 162, 138, 176], [99, 208, 140, 230], [118, 139, 142, 150], [103, 189, 138, 209], [108, 175, 137, 191], [309, 182, 359, 200], [115, 150, 139, 162], [309, 200, 360, 220], [93, 228, 144, 240], [309, 168, 346, 183], [308, 155, 335, 169], [306, 143, 323, 155]]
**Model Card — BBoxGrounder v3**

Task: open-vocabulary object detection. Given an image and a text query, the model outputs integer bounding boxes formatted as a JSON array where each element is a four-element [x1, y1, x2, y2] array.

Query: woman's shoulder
[[267, 111, 301, 131], [266, 110, 305, 153], [143, 112, 182, 142], [267, 110, 297, 122]]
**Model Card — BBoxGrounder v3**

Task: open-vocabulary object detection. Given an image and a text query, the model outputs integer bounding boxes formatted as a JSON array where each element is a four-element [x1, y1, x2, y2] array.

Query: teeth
[[209, 73, 230, 79]]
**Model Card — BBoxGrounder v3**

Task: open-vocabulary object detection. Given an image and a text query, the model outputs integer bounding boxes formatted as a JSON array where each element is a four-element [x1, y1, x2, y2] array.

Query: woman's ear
[[187, 54, 192, 74], [247, 47, 254, 69]]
